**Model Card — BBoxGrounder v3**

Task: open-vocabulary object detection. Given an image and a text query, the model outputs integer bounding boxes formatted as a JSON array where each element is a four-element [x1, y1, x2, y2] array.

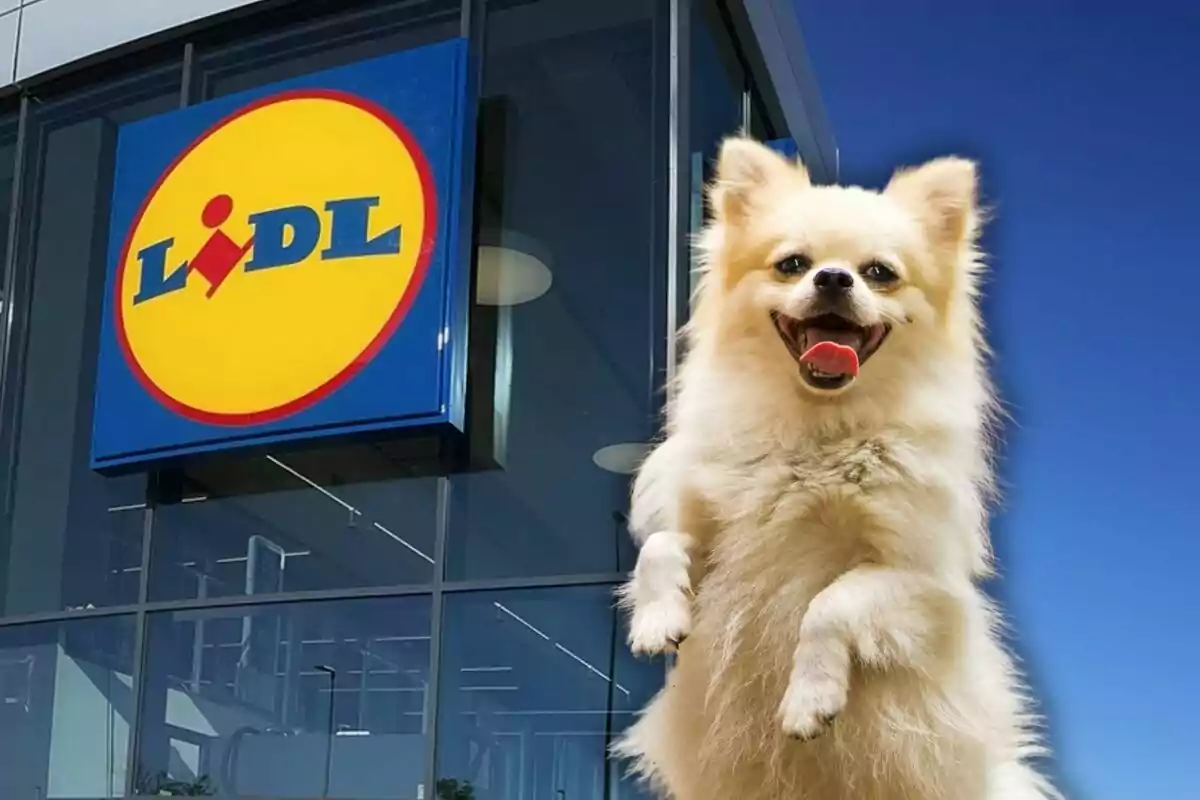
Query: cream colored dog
[[616, 137, 1061, 800]]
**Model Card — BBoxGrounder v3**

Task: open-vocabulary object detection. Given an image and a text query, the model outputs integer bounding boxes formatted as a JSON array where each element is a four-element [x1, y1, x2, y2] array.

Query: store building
[[0, 0, 833, 797]]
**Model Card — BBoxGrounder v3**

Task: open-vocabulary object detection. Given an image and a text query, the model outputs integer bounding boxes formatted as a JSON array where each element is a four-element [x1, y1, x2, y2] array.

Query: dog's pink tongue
[[800, 340, 860, 377]]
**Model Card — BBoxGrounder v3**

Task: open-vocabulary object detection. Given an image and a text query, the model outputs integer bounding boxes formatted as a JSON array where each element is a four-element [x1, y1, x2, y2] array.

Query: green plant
[[436, 777, 476, 800], [131, 764, 216, 796]]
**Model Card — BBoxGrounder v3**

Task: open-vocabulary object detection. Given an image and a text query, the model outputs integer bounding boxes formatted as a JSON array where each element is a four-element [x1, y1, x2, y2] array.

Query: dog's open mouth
[[771, 312, 891, 391]]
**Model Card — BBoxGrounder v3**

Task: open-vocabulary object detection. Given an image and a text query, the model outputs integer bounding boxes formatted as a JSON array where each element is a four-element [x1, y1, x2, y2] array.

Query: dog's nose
[[813, 267, 855, 293]]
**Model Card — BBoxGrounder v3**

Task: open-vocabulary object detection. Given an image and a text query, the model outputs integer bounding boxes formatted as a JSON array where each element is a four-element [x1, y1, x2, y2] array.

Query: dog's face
[[695, 138, 982, 399]]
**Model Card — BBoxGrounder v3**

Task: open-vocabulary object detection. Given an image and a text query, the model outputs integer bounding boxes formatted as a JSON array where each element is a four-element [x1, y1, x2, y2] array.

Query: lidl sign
[[90, 40, 475, 470]]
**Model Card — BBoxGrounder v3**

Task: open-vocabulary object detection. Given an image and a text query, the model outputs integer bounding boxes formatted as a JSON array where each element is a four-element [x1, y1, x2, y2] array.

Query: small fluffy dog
[[616, 137, 1060, 800]]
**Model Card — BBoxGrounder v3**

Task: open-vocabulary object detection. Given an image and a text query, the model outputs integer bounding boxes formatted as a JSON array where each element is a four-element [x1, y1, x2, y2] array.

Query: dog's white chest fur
[[695, 437, 907, 614], [695, 431, 977, 583]]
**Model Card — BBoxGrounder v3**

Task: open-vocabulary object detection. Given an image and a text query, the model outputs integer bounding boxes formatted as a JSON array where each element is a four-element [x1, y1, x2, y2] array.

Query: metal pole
[[315, 664, 337, 798]]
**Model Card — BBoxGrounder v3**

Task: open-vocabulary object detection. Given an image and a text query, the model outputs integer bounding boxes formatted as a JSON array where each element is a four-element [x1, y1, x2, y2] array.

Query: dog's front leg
[[779, 565, 963, 739], [620, 439, 713, 656], [622, 530, 698, 656]]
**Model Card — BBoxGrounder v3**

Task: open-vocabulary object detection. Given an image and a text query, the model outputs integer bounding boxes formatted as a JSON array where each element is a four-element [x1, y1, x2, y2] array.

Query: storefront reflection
[[0, 616, 136, 799], [437, 586, 660, 800], [148, 454, 440, 602], [134, 597, 431, 799]]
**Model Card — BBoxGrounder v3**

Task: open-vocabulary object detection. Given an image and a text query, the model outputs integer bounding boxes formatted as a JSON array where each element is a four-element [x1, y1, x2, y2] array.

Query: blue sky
[[792, 3, 1200, 797]]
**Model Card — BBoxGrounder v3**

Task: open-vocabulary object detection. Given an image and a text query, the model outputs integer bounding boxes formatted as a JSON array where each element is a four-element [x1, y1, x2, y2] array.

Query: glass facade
[[0, 0, 811, 797], [437, 587, 661, 800], [134, 596, 432, 797], [0, 615, 137, 798]]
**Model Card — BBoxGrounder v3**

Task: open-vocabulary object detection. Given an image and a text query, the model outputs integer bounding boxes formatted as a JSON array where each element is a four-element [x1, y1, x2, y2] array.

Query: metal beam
[[737, 0, 837, 182]]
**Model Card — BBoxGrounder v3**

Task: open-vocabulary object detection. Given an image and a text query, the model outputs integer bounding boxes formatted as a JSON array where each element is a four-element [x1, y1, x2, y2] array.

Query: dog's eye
[[861, 261, 899, 284], [774, 254, 812, 276]]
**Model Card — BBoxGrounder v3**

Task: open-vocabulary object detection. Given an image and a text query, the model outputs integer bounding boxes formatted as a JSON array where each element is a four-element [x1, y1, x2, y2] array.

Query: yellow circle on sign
[[116, 90, 436, 425]]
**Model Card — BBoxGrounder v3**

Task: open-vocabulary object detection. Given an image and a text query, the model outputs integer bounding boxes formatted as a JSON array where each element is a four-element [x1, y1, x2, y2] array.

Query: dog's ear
[[711, 137, 808, 222], [884, 157, 980, 251]]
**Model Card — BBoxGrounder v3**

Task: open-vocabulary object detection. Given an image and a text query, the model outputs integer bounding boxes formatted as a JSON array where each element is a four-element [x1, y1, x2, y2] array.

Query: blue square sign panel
[[90, 39, 476, 470]]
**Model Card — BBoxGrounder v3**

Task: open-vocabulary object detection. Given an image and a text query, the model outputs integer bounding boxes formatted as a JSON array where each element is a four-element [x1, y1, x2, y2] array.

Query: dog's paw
[[624, 531, 694, 657], [628, 593, 692, 656], [778, 661, 849, 741]]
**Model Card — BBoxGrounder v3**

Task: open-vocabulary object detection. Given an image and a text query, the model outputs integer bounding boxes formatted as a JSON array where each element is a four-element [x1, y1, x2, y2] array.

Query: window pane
[[148, 455, 439, 601], [0, 122, 23, 605], [688, 0, 746, 304], [692, 0, 746, 156], [196, 0, 460, 101], [436, 586, 663, 800], [445, 0, 668, 581], [748, 87, 774, 141], [0, 120, 16, 295], [0, 67, 183, 616], [134, 595, 432, 799], [0, 615, 137, 799]]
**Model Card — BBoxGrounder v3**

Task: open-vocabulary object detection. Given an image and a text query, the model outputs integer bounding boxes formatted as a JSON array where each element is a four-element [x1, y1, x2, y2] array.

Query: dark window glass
[[436, 585, 662, 800], [0, 121, 23, 610], [692, 0, 747, 157], [445, 0, 669, 581], [748, 86, 775, 141], [0, 120, 16, 297], [0, 615, 137, 798], [0, 67, 183, 616], [134, 595, 431, 799], [196, 0, 460, 101], [148, 457, 439, 601], [688, 0, 747, 303]]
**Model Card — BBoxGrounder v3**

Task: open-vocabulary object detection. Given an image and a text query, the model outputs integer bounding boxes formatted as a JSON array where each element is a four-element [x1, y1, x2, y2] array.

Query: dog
[[615, 137, 1061, 800]]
